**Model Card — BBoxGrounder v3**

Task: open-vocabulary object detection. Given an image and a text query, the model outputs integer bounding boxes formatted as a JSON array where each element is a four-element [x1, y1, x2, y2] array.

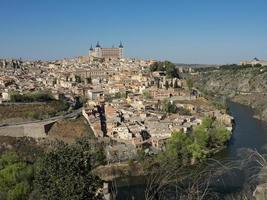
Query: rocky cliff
[[192, 66, 267, 121]]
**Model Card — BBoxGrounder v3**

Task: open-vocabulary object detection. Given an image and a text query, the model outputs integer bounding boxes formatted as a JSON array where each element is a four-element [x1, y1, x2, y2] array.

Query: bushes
[[150, 61, 178, 78], [0, 138, 105, 200], [10, 91, 54, 103], [162, 99, 177, 113], [156, 117, 231, 166], [177, 107, 191, 116], [0, 151, 33, 200], [195, 117, 231, 148], [34, 139, 105, 200], [142, 90, 152, 99]]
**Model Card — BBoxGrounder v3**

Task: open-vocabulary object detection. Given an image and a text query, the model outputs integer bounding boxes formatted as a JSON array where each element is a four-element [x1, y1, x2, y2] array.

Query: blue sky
[[1, 0, 267, 64]]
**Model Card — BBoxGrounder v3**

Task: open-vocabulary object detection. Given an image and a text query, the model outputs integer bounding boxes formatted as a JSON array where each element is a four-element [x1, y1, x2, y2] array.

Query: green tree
[[202, 117, 213, 129], [162, 99, 177, 113], [142, 90, 152, 99], [164, 132, 193, 165], [0, 151, 33, 200], [186, 78, 194, 92], [75, 75, 82, 83], [34, 139, 105, 200], [165, 62, 177, 78], [188, 143, 204, 162], [150, 61, 178, 78], [194, 125, 209, 148], [156, 79, 160, 89], [210, 123, 231, 147], [177, 107, 191, 116], [86, 77, 92, 84], [165, 80, 169, 90], [137, 150, 146, 162]]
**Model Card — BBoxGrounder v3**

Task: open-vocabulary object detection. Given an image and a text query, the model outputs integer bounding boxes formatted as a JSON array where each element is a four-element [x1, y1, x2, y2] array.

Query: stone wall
[[0, 122, 55, 138]]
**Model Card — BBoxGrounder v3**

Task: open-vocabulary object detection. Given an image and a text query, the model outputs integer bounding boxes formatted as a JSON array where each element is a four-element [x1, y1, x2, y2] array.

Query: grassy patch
[[0, 101, 69, 122], [47, 116, 95, 143]]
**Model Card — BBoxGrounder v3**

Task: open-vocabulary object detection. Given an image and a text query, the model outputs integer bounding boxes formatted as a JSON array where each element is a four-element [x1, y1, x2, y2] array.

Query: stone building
[[89, 42, 123, 59], [240, 57, 267, 66]]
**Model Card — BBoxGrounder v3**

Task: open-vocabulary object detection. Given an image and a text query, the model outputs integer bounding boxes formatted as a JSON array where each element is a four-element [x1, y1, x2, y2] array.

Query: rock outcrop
[[193, 66, 267, 121]]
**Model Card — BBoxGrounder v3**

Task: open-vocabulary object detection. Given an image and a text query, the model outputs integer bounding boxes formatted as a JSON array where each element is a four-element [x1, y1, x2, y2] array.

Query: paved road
[[236, 90, 267, 95], [0, 108, 82, 127]]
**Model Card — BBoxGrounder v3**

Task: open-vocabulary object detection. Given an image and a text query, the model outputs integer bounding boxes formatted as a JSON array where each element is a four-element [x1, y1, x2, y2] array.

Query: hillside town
[[0, 43, 233, 163]]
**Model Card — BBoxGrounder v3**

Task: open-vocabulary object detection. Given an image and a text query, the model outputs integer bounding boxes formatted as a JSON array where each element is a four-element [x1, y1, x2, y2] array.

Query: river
[[115, 102, 267, 199]]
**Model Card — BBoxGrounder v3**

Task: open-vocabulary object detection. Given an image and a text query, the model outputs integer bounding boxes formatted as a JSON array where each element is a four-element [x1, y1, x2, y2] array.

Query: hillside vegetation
[[192, 65, 267, 121]]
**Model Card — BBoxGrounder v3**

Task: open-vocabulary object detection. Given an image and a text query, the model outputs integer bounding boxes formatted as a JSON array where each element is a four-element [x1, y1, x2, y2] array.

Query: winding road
[[0, 108, 82, 128]]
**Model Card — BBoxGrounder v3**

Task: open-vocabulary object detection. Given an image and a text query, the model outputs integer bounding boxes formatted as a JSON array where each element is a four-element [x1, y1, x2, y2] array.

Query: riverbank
[[94, 145, 228, 184], [232, 94, 267, 122], [93, 161, 144, 182], [192, 66, 267, 123], [112, 102, 267, 200], [94, 116, 232, 183]]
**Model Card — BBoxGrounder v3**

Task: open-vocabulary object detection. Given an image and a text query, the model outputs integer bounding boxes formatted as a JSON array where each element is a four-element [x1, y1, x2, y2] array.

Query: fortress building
[[240, 57, 267, 66], [89, 42, 124, 59]]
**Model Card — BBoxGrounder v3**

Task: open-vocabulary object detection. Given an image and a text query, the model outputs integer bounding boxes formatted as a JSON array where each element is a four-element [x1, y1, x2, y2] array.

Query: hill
[[192, 65, 267, 121]]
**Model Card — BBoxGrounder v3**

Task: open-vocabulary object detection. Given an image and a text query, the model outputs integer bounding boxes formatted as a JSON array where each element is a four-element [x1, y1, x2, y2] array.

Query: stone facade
[[89, 42, 123, 59]]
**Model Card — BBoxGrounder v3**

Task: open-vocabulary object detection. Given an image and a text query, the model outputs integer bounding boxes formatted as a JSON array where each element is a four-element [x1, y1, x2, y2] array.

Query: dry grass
[[0, 102, 67, 123], [47, 116, 95, 143], [142, 149, 267, 200]]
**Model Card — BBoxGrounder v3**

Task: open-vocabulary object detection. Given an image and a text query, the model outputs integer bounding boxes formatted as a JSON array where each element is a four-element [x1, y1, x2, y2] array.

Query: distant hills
[[175, 63, 220, 68]]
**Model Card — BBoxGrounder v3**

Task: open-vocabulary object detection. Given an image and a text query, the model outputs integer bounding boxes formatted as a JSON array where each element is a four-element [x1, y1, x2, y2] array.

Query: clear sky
[[1, 0, 267, 64]]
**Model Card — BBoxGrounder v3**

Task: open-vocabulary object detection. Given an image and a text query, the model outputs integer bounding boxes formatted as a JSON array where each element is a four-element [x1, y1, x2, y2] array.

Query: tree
[[34, 139, 105, 200], [0, 151, 33, 200], [142, 90, 152, 99], [210, 123, 231, 147], [173, 79, 178, 89], [165, 62, 177, 78], [164, 132, 193, 165], [75, 75, 81, 83], [186, 78, 194, 92], [149, 61, 178, 78], [162, 99, 177, 113], [188, 143, 204, 163], [86, 77, 92, 84], [177, 107, 191, 116], [165, 80, 169, 90], [202, 117, 213, 129], [156, 79, 160, 89], [194, 125, 209, 148]]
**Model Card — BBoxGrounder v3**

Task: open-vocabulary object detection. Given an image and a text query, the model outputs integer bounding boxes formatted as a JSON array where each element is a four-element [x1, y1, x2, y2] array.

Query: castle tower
[[119, 41, 124, 58], [95, 41, 102, 58], [89, 44, 94, 57]]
